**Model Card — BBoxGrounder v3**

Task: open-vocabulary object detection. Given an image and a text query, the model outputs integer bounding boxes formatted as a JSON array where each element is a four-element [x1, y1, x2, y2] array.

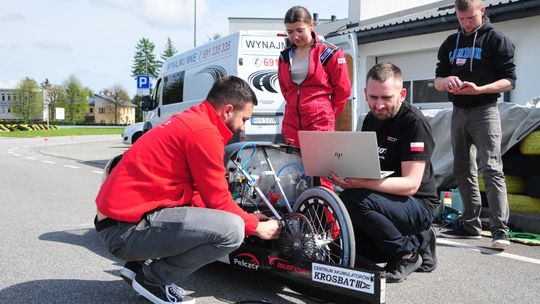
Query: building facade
[[317, 0, 540, 112], [89, 93, 136, 125], [0, 88, 17, 120]]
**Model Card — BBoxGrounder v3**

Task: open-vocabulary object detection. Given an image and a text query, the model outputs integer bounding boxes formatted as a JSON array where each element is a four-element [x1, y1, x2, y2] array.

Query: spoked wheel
[[292, 187, 355, 267]]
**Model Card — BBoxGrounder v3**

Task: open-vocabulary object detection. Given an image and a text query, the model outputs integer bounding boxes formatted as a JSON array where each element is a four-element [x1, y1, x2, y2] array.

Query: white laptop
[[298, 131, 394, 179]]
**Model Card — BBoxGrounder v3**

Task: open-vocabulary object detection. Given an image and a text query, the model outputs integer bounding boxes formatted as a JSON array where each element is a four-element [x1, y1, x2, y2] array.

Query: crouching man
[[329, 63, 439, 283], [95, 76, 280, 303]]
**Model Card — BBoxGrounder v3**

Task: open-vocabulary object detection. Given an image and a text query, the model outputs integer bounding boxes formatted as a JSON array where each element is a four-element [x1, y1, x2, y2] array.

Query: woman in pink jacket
[[278, 6, 352, 147]]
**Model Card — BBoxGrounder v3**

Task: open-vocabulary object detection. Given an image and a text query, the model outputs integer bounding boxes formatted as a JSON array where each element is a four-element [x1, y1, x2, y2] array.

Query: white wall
[[350, 0, 447, 21], [495, 16, 540, 104]]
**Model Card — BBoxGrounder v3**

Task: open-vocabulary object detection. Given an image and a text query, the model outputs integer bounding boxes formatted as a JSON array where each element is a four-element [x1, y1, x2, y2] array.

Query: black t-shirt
[[362, 102, 439, 214]]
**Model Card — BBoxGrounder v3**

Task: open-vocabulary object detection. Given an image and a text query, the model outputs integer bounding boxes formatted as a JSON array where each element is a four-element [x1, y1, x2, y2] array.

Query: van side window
[[163, 70, 185, 105]]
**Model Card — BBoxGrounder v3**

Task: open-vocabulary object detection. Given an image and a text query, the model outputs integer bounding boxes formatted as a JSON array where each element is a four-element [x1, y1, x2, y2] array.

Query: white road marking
[[438, 238, 540, 265], [91, 170, 103, 174], [64, 165, 80, 169], [42, 160, 56, 164], [25, 156, 36, 160], [14, 153, 21, 157]]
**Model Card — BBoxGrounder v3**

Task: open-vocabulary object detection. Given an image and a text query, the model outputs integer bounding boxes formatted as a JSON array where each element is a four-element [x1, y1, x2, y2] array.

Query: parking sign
[[136, 75, 150, 89]]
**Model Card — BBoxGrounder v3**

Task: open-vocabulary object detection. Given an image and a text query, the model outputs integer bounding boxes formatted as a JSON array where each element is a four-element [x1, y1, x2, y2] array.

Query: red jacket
[[95, 101, 259, 235], [278, 32, 351, 146]]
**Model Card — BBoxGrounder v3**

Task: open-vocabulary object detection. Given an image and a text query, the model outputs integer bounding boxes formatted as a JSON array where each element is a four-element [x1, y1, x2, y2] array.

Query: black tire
[[131, 131, 142, 144], [526, 175, 540, 198], [292, 187, 355, 267]]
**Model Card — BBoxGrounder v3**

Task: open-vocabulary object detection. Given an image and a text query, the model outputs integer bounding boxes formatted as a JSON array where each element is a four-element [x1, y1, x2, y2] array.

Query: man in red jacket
[[95, 76, 281, 304]]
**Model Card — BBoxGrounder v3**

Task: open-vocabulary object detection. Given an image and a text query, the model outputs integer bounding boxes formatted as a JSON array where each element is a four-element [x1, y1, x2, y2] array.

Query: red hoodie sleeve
[[326, 48, 352, 116], [186, 128, 258, 235]]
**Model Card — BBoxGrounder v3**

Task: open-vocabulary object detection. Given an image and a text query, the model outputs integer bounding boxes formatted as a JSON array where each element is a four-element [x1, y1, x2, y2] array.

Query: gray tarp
[[358, 102, 540, 189]]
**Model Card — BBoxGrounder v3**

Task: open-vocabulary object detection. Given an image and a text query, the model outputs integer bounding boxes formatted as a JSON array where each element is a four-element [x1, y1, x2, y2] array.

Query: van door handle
[[158, 107, 161, 117]]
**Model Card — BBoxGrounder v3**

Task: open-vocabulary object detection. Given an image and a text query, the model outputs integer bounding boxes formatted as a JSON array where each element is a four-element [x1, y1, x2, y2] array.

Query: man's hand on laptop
[[328, 172, 362, 189]]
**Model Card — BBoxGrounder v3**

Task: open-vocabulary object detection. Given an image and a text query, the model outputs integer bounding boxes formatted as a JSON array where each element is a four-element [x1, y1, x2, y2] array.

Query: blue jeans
[[451, 103, 509, 234], [97, 207, 244, 285], [340, 189, 432, 263]]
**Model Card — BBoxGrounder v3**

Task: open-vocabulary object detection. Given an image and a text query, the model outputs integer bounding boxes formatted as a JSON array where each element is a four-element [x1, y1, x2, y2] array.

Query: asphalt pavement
[[1, 135, 539, 304]]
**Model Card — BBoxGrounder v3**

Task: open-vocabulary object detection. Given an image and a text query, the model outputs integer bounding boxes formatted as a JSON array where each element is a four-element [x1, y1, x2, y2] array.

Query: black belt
[[94, 216, 119, 232]]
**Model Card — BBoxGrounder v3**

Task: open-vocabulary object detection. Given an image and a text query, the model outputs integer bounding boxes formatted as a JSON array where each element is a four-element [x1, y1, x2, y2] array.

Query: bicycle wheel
[[292, 187, 355, 267]]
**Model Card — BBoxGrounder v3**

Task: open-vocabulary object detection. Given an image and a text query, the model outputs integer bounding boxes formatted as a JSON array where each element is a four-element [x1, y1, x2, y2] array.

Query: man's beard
[[225, 112, 238, 133]]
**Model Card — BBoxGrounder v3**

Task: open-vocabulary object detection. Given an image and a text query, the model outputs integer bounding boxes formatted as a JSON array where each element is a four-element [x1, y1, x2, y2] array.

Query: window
[[99, 107, 105, 114], [89, 108, 94, 114], [162, 70, 185, 105], [1, 94, 4, 101], [403, 79, 449, 108]]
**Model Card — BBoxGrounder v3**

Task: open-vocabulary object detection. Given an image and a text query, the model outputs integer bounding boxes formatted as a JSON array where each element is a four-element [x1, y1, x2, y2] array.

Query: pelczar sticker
[[312, 263, 375, 294]]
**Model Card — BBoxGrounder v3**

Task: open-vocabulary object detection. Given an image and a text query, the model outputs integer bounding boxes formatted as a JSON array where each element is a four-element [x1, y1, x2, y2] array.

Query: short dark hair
[[206, 76, 257, 110], [455, 0, 483, 12], [366, 63, 403, 85], [284, 6, 312, 24]]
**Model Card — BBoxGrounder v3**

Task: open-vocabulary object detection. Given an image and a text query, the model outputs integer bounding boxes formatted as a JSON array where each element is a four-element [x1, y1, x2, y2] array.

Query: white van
[[141, 30, 289, 142]]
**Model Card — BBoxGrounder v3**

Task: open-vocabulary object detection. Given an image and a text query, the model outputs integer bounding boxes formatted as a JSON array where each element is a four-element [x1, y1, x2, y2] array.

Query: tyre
[[478, 173, 526, 194], [131, 131, 142, 144], [525, 175, 540, 198], [519, 130, 540, 155], [507, 193, 540, 216], [503, 145, 540, 176], [292, 187, 355, 267]]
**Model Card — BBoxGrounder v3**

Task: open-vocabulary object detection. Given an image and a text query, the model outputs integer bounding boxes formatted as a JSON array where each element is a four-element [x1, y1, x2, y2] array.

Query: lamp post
[[194, 0, 197, 47]]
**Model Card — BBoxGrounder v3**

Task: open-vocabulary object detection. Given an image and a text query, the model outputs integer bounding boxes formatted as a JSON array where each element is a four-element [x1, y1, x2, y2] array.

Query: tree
[[131, 37, 160, 80], [60, 75, 89, 123], [206, 33, 222, 43], [103, 83, 130, 125], [13, 77, 42, 123], [132, 95, 143, 122], [41, 78, 66, 121], [159, 37, 177, 72]]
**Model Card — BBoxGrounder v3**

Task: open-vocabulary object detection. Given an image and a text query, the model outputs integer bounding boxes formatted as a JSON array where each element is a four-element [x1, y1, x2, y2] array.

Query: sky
[[0, 0, 348, 97]]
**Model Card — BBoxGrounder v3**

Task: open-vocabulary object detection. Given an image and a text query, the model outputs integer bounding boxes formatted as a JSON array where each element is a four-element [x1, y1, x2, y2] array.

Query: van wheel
[[132, 132, 142, 144]]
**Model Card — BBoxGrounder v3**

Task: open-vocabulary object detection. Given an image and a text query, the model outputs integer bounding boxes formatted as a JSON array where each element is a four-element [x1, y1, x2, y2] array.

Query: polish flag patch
[[410, 142, 425, 152]]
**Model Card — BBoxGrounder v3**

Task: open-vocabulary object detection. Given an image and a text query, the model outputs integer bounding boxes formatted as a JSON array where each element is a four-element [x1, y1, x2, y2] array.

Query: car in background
[[122, 122, 144, 145]]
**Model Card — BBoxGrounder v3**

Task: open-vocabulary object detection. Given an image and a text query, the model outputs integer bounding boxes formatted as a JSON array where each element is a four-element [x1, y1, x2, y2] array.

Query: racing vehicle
[[102, 142, 385, 303]]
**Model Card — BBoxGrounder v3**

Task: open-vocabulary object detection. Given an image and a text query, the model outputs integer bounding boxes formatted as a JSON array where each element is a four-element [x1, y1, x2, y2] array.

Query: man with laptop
[[326, 63, 439, 283]]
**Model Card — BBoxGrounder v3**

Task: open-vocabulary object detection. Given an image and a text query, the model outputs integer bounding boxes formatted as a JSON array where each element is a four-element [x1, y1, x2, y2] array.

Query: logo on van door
[[196, 65, 227, 81], [248, 70, 279, 93]]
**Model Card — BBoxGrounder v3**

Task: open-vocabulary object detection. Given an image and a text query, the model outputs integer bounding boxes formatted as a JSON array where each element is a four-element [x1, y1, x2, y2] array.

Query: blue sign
[[136, 75, 150, 89]]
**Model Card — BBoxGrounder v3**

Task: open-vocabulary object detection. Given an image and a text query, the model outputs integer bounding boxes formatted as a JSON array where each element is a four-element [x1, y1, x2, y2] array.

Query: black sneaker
[[492, 230, 510, 249], [132, 270, 196, 304], [416, 227, 437, 272], [385, 251, 422, 283], [119, 261, 144, 286], [440, 226, 481, 239]]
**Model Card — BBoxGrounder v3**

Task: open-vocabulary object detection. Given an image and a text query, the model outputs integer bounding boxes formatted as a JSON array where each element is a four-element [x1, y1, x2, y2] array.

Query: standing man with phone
[[435, 0, 516, 249]]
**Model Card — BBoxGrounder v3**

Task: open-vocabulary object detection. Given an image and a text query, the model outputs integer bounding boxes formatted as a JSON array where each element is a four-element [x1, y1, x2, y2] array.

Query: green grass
[[0, 128, 123, 138]]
